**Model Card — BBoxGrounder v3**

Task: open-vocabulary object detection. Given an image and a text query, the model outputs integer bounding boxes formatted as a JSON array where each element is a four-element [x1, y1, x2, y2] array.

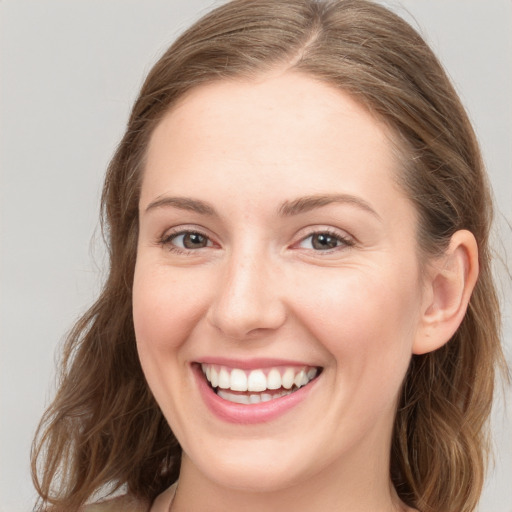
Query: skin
[[133, 71, 477, 512]]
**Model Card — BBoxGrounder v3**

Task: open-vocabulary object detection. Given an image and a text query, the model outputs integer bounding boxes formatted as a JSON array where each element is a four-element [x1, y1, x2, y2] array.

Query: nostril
[[205, 264, 288, 338], [206, 302, 288, 340]]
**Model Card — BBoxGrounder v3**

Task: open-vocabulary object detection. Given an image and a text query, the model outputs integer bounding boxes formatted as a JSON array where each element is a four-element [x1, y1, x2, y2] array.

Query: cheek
[[301, 267, 419, 336], [132, 263, 209, 354], [294, 267, 421, 392], [132, 262, 214, 421]]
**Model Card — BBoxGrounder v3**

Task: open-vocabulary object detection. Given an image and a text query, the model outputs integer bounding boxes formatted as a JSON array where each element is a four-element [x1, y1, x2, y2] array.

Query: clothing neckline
[[149, 482, 177, 512]]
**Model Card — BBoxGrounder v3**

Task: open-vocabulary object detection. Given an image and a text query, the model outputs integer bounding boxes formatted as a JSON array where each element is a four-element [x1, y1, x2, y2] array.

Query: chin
[[184, 443, 315, 493]]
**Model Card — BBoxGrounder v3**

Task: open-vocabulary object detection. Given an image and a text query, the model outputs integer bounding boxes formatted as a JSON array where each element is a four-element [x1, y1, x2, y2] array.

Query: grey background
[[1, 1, 510, 511]]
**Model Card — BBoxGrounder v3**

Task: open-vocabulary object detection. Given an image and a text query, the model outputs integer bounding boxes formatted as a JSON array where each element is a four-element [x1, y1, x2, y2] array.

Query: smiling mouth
[[199, 363, 321, 405]]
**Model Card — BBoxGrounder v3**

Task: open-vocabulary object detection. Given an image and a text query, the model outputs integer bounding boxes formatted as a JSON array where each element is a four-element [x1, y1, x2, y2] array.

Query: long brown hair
[[31, 1, 505, 511]]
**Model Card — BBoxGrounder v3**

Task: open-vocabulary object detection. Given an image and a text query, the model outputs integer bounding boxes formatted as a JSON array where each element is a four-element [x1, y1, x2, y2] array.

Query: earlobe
[[413, 230, 479, 355]]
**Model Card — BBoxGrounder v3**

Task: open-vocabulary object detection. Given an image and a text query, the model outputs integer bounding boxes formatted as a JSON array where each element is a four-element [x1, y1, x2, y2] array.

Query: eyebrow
[[145, 196, 216, 215], [145, 193, 380, 219], [278, 194, 381, 219]]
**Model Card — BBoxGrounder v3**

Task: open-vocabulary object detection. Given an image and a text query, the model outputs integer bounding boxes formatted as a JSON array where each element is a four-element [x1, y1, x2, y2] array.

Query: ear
[[413, 230, 479, 355]]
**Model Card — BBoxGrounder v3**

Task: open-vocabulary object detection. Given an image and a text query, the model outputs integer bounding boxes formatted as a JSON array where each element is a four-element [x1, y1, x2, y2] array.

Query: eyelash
[[159, 229, 212, 255], [297, 229, 355, 252], [158, 228, 355, 255]]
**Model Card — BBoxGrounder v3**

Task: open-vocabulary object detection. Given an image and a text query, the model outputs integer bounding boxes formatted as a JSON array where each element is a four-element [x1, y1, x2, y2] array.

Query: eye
[[298, 231, 353, 251], [161, 230, 213, 252]]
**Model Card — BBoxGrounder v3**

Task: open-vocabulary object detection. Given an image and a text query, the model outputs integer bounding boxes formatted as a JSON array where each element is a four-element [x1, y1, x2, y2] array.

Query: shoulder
[[83, 494, 149, 512]]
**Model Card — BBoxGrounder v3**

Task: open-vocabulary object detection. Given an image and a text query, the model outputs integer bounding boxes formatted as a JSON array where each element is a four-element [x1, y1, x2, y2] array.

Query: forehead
[[141, 71, 404, 215]]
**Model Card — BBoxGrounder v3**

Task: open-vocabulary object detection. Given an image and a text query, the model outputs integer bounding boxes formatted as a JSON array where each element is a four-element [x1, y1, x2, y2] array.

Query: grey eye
[[299, 233, 342, 250], [172, 232, 211, 249], [312, 233, 340, 250]]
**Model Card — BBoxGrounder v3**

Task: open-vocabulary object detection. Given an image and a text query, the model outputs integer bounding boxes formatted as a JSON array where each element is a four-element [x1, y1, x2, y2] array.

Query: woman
[[31, 1, 506, 511]]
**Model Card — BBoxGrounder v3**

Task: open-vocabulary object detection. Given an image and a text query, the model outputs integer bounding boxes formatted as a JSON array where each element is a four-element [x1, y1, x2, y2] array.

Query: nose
[[207, 251, 287, 340]]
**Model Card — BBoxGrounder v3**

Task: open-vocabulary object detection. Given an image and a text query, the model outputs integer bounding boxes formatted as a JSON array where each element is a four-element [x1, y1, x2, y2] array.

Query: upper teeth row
[[201, 364, 318, 392]]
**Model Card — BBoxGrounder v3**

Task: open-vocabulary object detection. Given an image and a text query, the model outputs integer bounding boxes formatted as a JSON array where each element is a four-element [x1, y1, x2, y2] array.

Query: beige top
[[83, 483, 177, 512], [149, 483, 177, 512]]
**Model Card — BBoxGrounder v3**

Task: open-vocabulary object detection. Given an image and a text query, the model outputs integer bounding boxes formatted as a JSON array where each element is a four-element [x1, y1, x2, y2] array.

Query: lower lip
[[193, 364, 318, 424]]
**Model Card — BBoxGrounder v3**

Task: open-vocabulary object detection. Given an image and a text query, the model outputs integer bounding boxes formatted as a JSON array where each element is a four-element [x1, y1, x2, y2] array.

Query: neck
[[171, 444, 408, 512]]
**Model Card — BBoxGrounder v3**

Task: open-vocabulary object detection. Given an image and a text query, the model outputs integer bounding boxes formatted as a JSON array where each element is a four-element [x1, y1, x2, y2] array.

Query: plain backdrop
[[1, 1, 511, 511]]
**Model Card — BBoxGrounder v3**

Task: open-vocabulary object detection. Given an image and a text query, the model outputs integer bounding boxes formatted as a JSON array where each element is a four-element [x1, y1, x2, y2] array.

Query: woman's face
[[133, 72, 429, 492]]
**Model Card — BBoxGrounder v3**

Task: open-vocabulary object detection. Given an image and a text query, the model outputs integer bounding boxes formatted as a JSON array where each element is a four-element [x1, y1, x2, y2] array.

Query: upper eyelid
[[300, 231, 352, 242], [165, 230, 211, 243], [293, 225, 355, 242], [161, 225, 213, 240], [294, 232, 354, 250]]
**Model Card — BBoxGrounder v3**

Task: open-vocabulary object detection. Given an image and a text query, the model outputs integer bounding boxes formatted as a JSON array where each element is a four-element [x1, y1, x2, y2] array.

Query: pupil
[[184, 233, 207, 249], [312, 233, 338, 250]]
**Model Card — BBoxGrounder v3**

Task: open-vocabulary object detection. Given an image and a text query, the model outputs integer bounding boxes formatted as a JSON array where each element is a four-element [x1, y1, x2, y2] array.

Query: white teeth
[[281, 368, 295, 389], [230, 368, 248, 391], [201, 363, 320, 397], [249, 394, 261, 404], [210, 366, 219, 388], [217, 387, 297, 405], [218, 367, 230, 389], [266, 368, 282, 390], [247, 369, 267, 392], [293, 369, 306, 387], [217, 390, 251, 404]]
